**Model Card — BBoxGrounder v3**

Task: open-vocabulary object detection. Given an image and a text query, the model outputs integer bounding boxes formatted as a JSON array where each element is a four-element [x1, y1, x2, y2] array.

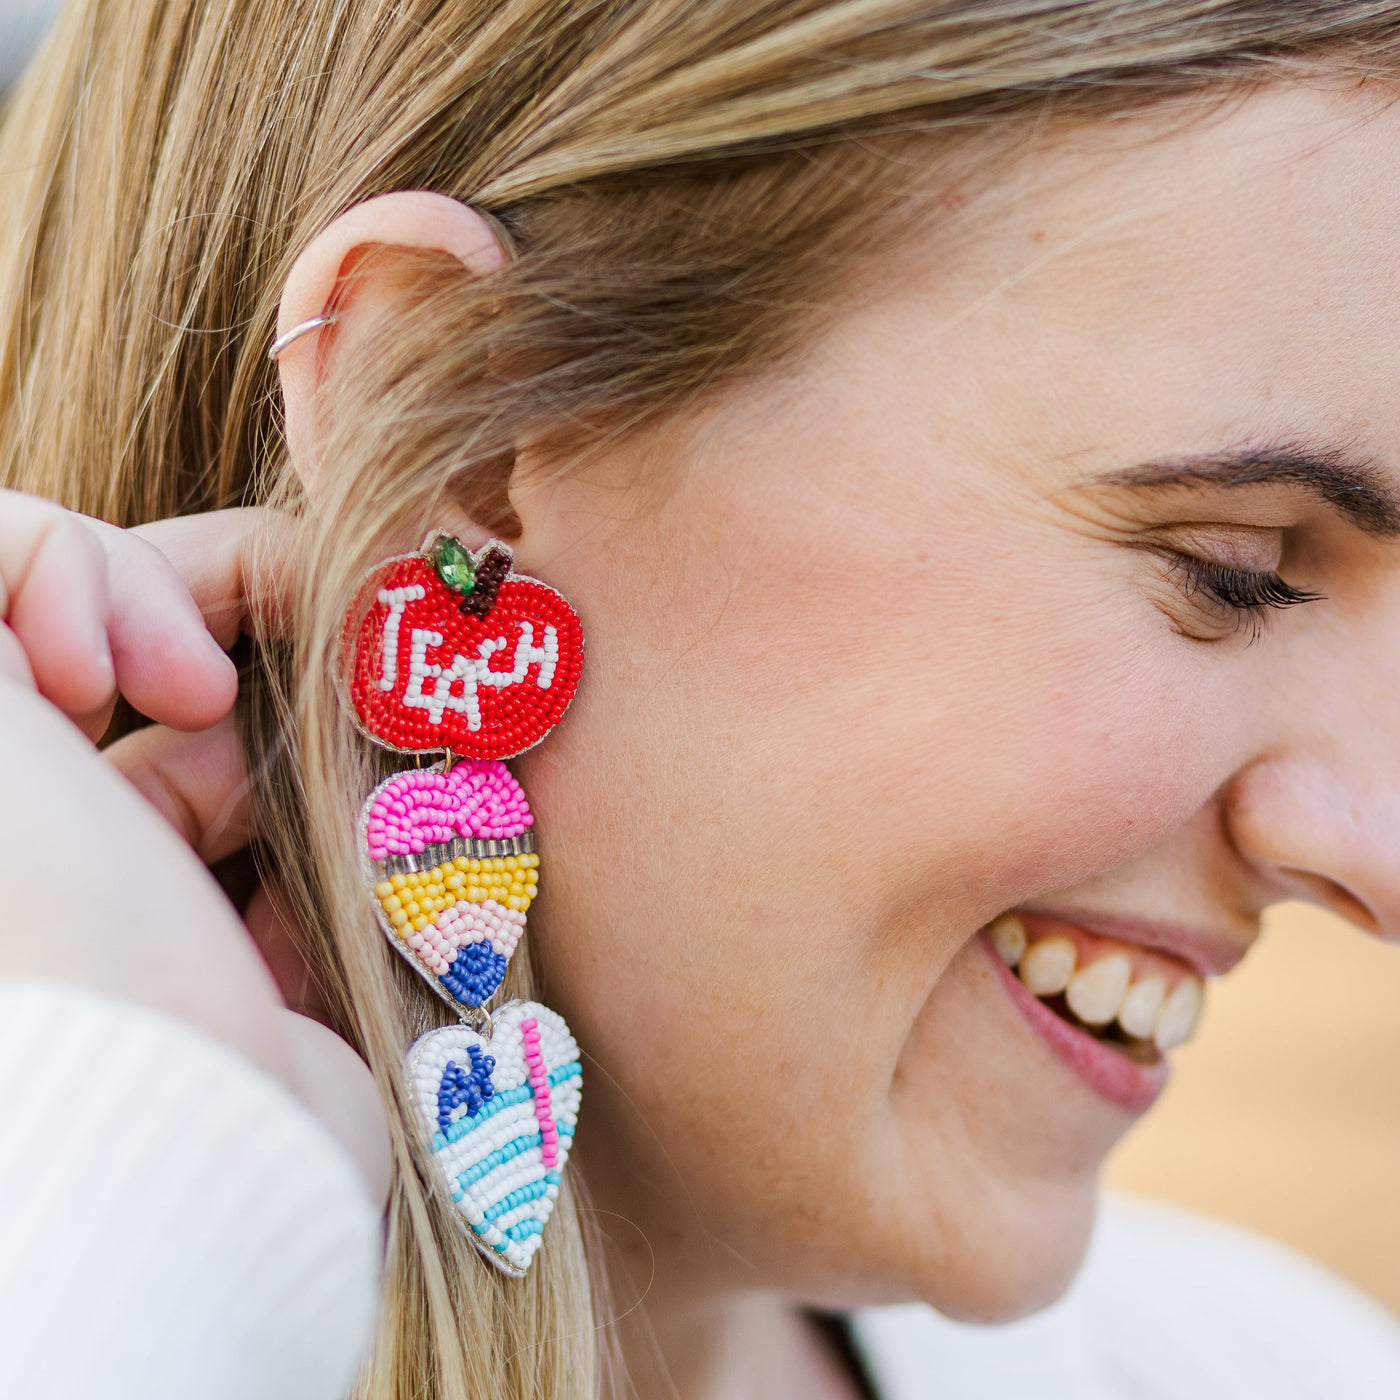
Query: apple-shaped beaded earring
[[341, 531, 584, 1277]]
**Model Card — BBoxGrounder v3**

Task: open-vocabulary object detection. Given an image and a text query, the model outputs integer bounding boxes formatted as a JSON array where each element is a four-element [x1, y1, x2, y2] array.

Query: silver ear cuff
[[268, 315, 337, 361]]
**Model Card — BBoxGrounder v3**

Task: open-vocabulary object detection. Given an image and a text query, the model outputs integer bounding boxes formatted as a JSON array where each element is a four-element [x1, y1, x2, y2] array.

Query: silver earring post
[[268, 314, 337, 361]]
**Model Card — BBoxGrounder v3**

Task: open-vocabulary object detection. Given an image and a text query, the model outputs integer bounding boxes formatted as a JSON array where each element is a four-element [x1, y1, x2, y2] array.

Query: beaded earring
[[342, 531, 584, 1277]]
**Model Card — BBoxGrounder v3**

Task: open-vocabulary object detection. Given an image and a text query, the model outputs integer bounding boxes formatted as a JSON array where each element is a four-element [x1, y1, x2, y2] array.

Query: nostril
[[1273, 868, 1380, 936]]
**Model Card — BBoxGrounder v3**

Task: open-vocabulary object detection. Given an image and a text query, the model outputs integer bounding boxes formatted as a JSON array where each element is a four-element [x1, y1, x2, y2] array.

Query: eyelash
[[1174, 556, 1324, 636]]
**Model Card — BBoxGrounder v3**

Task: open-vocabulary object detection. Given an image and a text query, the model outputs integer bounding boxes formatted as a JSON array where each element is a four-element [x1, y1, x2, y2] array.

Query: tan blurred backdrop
[[1107, 901, 1400, 1313]]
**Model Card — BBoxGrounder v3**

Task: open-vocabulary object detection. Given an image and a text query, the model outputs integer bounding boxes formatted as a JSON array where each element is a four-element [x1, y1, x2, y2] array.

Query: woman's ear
[[274, 191, 507, 487]]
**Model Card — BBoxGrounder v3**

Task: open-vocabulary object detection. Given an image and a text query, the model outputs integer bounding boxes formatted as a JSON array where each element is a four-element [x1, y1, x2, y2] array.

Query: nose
[[1225, 754, 1400, 941]]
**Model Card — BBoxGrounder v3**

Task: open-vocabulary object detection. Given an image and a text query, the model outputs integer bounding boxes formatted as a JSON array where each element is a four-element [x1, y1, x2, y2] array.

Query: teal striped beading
[[450, 1122, 574, 1198], [433, 1060, 581, 1151], [484, 1171, 560, 1223], [470, 1216, 547, 1248]]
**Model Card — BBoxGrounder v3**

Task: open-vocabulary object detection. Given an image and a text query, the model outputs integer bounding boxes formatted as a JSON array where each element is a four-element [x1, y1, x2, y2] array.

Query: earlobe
[[274, 191, 508, 484]]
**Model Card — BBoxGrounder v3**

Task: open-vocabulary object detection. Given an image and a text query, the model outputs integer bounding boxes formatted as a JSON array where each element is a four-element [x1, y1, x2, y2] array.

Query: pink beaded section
[[404, 900, 527, 977], [520, 1017, 559, 1170], [366, 759, 533, 860]]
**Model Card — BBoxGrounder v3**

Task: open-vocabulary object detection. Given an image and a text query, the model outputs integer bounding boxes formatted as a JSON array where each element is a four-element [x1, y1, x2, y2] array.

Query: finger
[[245, 883, 337, 1026], [0, 490, 236, 731], [0, 495, 118, 715], [80, 515, 239, 731], [104, 712, 252, 864], [131, 507, 298, 648], [71, 693, 118, 744]]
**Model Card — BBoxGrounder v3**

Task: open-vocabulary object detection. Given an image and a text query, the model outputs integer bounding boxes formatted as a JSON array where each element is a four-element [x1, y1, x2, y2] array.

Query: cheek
[[681, 543, 1239, 939], [938, 624, 1228, 911]]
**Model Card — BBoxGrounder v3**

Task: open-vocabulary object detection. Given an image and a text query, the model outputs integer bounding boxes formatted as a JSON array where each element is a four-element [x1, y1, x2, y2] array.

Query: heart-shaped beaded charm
[[408, 1003, 582, 1276], [361, 758, 538, 1012]]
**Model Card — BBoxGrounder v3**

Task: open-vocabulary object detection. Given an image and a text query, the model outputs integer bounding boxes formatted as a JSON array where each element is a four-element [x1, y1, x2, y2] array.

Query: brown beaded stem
[[459, 545, 512, 619]]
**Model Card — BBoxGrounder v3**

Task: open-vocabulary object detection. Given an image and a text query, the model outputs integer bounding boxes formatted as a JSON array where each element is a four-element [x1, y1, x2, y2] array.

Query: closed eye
[[1171, 554, 1323, 640]]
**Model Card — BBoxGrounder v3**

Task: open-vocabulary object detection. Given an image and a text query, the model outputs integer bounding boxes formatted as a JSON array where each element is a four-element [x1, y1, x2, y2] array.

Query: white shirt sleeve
[[851, 1194, 1400, 1400], [0, 980, 382, 1400]]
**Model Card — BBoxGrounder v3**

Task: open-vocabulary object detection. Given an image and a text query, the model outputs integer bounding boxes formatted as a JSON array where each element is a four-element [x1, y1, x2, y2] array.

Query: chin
[[915, 1177, 1101, 1325], [785, 1171, 1101, 1325]]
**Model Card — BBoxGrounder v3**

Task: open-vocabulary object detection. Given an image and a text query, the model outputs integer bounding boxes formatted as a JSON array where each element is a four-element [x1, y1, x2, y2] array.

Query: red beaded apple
[[347, 534, 583, 760]]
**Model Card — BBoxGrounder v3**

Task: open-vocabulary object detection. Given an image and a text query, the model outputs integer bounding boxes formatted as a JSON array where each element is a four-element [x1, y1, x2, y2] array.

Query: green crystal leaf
[[435, 536, 476, 594]]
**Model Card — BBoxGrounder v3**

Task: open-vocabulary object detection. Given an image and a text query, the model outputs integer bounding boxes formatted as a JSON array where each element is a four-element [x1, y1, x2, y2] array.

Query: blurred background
[[1108, 901, 1400, 1314], [3, 0, 1398, 1321], [0, 0, 57, 92]]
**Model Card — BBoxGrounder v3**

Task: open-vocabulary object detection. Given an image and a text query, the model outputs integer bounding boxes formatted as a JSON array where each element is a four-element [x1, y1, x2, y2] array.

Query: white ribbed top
[[854, 1195, 1400, 1400], [0, 981, 381, 1400]]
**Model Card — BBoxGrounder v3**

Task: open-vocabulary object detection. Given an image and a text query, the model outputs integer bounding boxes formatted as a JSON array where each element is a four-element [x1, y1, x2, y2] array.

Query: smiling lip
[[1014, 905, 1245, 978], [980, 933, 1169, 1115]]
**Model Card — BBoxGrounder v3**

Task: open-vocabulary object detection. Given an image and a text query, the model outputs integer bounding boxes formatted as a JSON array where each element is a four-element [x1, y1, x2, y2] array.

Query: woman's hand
[[0, 488, 238, 737], [0, 491, 390, 1202]]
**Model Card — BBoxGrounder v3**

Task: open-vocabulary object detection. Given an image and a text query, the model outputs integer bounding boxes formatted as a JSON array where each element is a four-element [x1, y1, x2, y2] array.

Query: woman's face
[[507, 82, 1400, 1321]]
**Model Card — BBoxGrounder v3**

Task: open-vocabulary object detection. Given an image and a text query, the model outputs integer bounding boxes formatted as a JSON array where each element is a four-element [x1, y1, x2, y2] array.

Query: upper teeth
[[988, 913, 1204, 1052], [988, 913, 1028, 967], [1116, 974, 1166, 1039], [1153, 978, 1204, 1051], [1018, 935, 1075, 997], [1065, 952, 1131, 1027]]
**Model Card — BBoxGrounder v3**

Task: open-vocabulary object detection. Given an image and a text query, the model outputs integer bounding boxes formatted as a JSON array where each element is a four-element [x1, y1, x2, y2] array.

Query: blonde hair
[[1, 2, 1396, 1396]]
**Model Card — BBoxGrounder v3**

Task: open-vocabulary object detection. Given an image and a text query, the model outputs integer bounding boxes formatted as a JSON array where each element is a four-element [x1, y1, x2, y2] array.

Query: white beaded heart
[[407, 1002, 582, 1275]]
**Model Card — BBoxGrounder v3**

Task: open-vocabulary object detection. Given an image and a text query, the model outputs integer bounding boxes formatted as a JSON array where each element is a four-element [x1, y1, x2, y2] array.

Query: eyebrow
[[1101, 445, 1400, 537]]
